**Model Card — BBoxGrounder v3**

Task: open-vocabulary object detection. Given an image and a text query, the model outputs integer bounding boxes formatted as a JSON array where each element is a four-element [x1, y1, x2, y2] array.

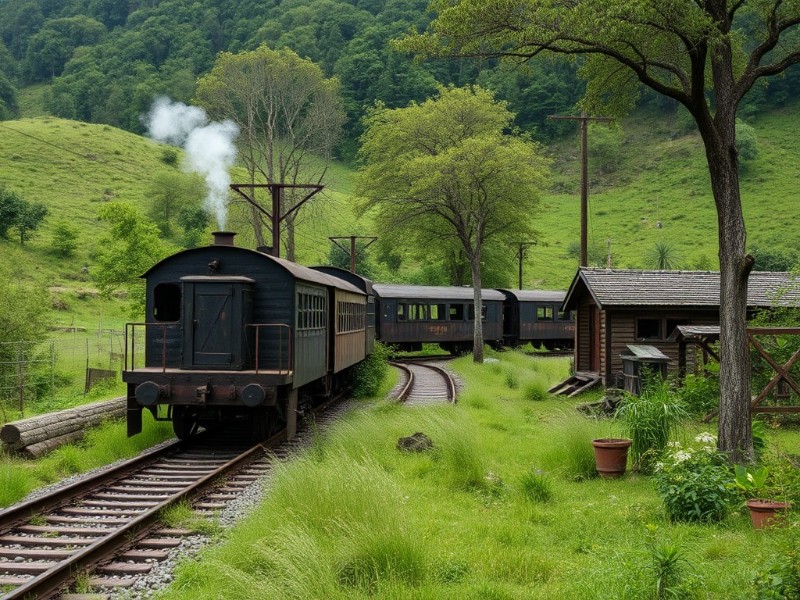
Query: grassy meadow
[[0, 409, 173, 507], [156, 352, 800, 600]]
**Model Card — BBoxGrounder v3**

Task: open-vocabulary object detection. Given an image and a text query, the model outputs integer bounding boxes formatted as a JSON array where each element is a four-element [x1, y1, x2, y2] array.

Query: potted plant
[[734, 465, 791, 529], [591, 438, 632, 478]]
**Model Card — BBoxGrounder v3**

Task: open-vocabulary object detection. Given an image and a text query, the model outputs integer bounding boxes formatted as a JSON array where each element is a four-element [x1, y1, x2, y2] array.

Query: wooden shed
[[560, 268, 800, 388]]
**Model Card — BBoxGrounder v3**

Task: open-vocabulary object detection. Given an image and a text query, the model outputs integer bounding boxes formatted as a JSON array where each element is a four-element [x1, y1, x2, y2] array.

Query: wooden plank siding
[[332, 289, 368, 373], [576, 296, 593, 371]]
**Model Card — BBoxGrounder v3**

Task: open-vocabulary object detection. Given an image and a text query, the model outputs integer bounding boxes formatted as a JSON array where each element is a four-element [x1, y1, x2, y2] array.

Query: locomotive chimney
[[212, 231, 236, 246]]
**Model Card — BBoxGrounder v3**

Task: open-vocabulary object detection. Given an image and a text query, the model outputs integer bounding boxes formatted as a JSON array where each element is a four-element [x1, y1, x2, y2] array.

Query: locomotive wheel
[[172, 406, 198, 440]]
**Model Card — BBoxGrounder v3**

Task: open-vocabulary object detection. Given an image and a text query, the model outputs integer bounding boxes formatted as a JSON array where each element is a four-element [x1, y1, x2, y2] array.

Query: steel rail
[[0, 438, 186, 532], [1, 437, 276, 600], [389, 361, 414, 401]]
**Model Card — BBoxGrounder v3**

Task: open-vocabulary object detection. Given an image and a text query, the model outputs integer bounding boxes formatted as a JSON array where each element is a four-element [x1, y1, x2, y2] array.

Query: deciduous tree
[[195, 45, 345, 260], [399, 0, 800, 461], [356, 85, 549, 363]]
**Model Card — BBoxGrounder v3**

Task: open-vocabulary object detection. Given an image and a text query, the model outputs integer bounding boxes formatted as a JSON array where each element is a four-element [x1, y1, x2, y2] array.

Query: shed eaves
[[568, 268, 800, 309]]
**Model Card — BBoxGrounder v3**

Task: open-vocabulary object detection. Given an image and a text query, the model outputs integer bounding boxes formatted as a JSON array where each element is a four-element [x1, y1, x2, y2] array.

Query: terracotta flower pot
[[746, 499, 791, 529], [592, 438, 632, 479]]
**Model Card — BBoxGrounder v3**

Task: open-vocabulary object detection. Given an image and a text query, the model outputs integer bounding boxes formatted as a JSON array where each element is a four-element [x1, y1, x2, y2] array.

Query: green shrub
[[519, 469, 553, 503], [652, 433, 737, 523], [753, 539, 800, 599], [522, 379, 548, 401], [504, 369, 519, 389], [350, 341, 391, 398], [541, 415, 598, 481], [674, 373, 719, 416], [616, 378, 687, 472]]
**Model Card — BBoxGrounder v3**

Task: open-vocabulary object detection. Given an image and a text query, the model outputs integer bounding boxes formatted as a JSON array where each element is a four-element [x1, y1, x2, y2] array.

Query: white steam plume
[[144, 96, 239, 230]]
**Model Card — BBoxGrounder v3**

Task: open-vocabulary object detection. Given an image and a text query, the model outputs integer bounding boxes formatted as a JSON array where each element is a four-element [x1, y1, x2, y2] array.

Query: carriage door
[[181, 276, 254, 369]]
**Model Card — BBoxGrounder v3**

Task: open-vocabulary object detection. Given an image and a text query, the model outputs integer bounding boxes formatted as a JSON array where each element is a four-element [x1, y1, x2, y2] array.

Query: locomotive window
[[430, 304, 446, 320], [536, 305, 554, 321], [450, 304, 464, 320], [637, 318, 662, 340], [153, 283, 181, 322]]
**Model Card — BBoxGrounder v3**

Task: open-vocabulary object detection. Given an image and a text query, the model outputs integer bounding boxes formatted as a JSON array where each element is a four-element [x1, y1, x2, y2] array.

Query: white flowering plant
[[652, 433, 739, 523]]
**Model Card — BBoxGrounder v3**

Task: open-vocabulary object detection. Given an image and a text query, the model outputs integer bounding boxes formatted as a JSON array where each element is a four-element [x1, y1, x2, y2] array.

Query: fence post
[[17, 344, 25, 416]]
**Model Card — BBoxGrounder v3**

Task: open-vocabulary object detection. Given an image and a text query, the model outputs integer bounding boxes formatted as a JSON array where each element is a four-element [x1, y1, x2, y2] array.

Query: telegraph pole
[[513, 241, 537, 289], [329, 235, 378, 273], [548, 112, 612, 267], [230, 183, 324, 258]]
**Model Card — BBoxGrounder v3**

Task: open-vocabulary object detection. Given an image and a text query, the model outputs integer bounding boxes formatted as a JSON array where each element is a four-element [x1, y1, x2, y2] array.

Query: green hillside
[[0, 104, 798, 333], [527, 105, 800, 289]]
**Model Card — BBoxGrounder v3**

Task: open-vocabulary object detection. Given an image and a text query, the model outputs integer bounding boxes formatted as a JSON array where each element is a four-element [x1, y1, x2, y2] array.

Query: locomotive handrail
[[124, 322, 178, 373], [246, 323, 292, 375]]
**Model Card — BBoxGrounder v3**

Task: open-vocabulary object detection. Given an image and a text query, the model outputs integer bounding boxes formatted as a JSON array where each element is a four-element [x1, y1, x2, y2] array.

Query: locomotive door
[[181, 277, 254, 369]]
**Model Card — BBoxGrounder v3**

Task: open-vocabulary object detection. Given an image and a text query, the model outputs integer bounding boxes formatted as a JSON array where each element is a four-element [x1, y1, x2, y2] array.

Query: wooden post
[[548, 113, 613, 267]]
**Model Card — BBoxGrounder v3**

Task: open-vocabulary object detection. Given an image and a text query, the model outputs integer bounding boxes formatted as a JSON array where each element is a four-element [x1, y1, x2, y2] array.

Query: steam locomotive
[[122, 233, 573, 440]]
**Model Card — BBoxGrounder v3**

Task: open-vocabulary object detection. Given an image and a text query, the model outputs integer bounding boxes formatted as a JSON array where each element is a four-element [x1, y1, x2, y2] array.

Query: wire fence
[[0, 330, 125, 418]]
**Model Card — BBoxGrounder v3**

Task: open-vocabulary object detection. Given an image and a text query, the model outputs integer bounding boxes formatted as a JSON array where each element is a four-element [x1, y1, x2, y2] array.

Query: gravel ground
[[107, 400, 357, 600]]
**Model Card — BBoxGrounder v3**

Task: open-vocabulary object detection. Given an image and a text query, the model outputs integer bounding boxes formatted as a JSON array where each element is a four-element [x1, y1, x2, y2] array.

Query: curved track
[[391, 360, 457, 405]]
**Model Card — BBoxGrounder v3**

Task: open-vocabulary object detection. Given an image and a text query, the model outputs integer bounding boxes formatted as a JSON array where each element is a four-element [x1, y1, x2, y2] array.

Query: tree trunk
[[469, 254, 484, 363], [702, 121, 755, 462]]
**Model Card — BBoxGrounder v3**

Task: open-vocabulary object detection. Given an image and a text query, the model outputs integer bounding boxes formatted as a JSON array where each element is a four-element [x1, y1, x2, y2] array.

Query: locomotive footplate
[[123, 369, 290, 407]]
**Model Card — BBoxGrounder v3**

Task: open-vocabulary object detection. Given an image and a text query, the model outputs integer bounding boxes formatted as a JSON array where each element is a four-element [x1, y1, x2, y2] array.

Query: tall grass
[[616, 378, 687, 471], [156, 352, 800, 599], [0, 412, 173, 507]]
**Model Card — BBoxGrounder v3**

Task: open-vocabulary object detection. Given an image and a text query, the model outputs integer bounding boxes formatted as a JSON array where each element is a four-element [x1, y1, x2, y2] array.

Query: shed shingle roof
[[563, 268, 800, 310]]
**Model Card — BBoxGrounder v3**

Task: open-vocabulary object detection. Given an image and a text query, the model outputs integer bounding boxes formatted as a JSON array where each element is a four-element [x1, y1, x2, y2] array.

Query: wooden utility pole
[[512, 241, 537, 289], [548, 113, 612, 267], [230, 183, 324, 258], [329, 236, 378, 273]]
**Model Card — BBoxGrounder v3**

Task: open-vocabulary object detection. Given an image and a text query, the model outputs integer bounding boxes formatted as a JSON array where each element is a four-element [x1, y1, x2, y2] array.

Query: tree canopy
[[357, 85, 549, 361], [398, 0, 800, 460], [195, 45, 345, 259]]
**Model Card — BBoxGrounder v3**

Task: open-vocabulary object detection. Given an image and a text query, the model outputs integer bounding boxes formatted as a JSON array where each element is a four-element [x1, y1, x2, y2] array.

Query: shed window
[[153, 283, 181, 322], [636, 318, 662, 340], [536, 305, 554, 321]]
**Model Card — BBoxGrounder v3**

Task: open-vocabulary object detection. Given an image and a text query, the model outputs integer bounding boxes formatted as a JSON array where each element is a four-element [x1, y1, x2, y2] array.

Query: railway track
[[391, 359, 457, 405], [0, 396, 353, 600]]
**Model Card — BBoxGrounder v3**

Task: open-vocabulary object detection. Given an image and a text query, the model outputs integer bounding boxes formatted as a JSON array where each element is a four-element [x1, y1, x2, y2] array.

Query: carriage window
[[409, 304, 428, 321], [430, 304, 446, 320], [637, 318, 662, 340], [397, 303, 406, 321], [450, 304, 465, 320], [536, 305, 554, 321], [466, 304, 488, 321], [558, 310, 572, 321], [153, 283, 181, 322]]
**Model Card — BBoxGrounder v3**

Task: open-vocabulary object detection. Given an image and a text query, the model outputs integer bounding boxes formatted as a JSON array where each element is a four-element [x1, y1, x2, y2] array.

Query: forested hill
[[0, 0, 585, 147]]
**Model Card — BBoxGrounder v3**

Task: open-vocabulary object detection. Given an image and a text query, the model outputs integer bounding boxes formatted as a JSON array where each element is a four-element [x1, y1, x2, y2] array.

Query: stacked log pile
[[1, 397, 126, 458]]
